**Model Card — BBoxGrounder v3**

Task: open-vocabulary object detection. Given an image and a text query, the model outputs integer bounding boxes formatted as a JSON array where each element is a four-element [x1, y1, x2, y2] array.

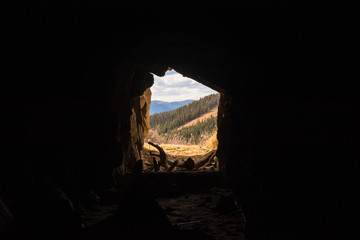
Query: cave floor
[[156, 187, 246, 240], [82, 182, 246, 240]]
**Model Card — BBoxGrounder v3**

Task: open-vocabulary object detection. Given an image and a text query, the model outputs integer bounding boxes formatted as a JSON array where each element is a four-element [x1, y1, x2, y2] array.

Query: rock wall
[[215, 93, 232, 171], [112, 62, 154, 173], [0, 12, 156, 234], [126, 87, 152, 171]]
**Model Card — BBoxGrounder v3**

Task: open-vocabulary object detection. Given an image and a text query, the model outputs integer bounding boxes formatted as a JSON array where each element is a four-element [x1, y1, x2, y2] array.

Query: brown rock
[[179, 157, 195, 171], [140, 88, 152, 139]]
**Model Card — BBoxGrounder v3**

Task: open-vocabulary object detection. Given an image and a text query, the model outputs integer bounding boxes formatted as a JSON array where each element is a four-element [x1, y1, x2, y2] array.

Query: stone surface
[[0, 198, 14, 232], [112, 63, 154, 172], [140, 88, 152, 139]]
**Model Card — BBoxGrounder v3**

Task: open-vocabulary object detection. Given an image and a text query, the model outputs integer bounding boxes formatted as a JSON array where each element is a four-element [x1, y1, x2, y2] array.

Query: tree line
[[149, 93, 220, 134]]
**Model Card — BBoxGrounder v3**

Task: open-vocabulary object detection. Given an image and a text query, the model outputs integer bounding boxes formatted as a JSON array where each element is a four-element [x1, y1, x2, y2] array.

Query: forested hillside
[[168, 115, 217, 144], [148, 93, 220, 145], [150, 93, 220, 134]]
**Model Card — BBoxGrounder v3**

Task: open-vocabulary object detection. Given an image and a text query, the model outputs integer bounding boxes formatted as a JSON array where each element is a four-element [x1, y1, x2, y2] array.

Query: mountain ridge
[[150, 99, 194, 115], [148, 93, 220, 144]]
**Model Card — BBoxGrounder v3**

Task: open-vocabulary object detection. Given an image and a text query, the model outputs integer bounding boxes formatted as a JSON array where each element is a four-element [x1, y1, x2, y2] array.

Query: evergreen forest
[[149, 93, 220, 144]]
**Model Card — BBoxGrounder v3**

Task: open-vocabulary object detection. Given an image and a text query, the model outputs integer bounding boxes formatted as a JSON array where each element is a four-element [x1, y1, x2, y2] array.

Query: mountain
[[148, 93, 220, 144], [149, 99, 194, 115], [150, 94, 220, 134]]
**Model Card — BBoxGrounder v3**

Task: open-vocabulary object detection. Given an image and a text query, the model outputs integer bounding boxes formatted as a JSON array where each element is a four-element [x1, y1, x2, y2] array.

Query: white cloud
[[151, 70, 218, 101]]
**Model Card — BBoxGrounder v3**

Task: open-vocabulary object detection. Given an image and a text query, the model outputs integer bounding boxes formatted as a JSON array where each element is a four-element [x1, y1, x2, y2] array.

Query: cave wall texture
[[1, 3, 359, 240]]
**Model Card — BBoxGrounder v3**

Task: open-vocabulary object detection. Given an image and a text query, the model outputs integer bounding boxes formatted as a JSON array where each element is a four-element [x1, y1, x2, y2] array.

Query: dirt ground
[[82, 185, 246, 240], [143, 143, 211, 157], [81, 145, 245, 239], [156, 187, 246, 240]]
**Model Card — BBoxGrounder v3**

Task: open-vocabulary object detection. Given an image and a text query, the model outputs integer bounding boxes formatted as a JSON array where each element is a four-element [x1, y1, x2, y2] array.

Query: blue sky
[[151, 70, 217, 102]]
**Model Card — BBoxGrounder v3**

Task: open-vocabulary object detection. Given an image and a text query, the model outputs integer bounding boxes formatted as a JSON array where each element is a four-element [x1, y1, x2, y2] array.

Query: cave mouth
[[142, 68, 220, 172]]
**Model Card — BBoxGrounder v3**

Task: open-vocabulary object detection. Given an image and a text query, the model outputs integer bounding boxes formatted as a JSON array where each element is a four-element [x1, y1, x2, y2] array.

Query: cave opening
[[120, 67, 245, 239], [142, 68, 220, 173]]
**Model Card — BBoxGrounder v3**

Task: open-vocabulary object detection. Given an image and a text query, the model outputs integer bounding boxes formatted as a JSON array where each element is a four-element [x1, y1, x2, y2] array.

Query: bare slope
[[147, 93, 219, 151], [177, 107, 218, 130], [149, 93, 220, 134]]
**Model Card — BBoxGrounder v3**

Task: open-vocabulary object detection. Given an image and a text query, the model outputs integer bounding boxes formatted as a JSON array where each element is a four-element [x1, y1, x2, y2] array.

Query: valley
[[143, 94, 220, 171]]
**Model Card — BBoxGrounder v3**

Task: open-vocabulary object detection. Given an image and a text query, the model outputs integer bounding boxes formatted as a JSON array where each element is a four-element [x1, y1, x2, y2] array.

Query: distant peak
[[152, 99, 194, 103]]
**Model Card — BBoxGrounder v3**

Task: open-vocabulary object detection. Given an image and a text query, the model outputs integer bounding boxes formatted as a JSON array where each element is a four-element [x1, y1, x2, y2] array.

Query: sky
[[151, 70, 218, 102]]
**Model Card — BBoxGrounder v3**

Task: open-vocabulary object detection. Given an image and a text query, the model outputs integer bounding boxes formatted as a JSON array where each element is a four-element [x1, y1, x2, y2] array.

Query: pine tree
[[150, 93, 220, 134]]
